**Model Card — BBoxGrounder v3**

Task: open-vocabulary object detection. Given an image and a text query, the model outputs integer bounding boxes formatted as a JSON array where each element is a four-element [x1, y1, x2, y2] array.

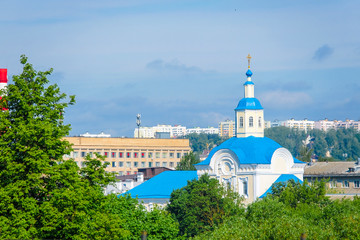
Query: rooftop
[[120, 171, 198, 199]]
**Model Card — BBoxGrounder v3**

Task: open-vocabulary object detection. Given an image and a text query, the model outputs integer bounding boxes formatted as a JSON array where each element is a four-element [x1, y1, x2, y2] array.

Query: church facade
[[195, 55, 306, 204]]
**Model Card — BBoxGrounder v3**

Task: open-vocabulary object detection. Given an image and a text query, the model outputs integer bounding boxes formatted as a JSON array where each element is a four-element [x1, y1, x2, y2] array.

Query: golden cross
[[247, 54, 252, 69]]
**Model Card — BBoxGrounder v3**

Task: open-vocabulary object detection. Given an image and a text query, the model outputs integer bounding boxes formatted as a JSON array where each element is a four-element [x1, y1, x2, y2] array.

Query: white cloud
[[260, 90, 313, 109]]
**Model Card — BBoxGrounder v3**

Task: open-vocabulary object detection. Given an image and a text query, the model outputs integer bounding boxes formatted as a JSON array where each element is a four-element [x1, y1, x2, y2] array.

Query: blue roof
[[196, 136, 304, 166], [244, 81, 254, 85], [235, 98, 263, 110], [246, 69, 253, 77], [120, 171, 198, 199], [259, 174, 303, 198]]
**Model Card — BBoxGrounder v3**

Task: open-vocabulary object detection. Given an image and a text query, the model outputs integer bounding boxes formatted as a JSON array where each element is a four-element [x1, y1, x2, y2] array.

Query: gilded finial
[[247, 54, 252, 69]]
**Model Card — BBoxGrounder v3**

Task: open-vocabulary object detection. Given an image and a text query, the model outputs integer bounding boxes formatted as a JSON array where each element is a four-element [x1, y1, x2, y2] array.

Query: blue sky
[[1, 0, 360, 137]]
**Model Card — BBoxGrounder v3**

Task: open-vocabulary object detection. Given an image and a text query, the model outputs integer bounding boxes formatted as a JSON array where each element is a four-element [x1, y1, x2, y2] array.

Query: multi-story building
[[304, 161, 360, 199], [186, 127, 219, 135], [218, 119, 235, 137], [134, 124, 186, 138], [63, 137, 191, 175], [281, 118, 315, 132], [313, 119, 360, 132], [314, 119, 336, 131]]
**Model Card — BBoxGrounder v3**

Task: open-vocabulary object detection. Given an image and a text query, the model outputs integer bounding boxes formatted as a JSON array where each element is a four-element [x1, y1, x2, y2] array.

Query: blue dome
[[246, 69, 253, 77], [235, 98, 263, 110], [196, 136, 304, 166]]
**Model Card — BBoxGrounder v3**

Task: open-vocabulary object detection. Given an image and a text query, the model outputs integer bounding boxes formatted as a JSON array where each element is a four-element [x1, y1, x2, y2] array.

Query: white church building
[[123, 55, 306, 206]]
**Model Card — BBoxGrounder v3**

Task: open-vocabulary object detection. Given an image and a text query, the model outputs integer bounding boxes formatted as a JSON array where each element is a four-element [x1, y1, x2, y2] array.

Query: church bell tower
[[235, 54, 264, 138]]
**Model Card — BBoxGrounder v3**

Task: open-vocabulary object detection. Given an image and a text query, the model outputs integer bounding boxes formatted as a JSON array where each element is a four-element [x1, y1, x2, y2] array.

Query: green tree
[[268, 179, 328, 208], [0, 56, 179, 239], [176, 151, 200, 170], [298, 145, 313, 163], [167, 174, 244, 237], [181, 133, 227, 154]]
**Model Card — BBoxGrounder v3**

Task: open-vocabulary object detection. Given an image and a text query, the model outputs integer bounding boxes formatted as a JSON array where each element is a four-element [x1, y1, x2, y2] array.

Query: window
[[170, 153, 174, 158], [126, 162, 131, 168], [329, 180, 336, 188], [118, 171, 123, 176], [155, 152, 160, 158], [134, 162, 138, 167], [355, 181, 360, 188], [119, 162, 123, 167], [81, 151, 86, 158], [111, 152, 116, 158], [243, 181, 248, 196], [149, 162, 153, 167], [73, 152, 79, 158], [162, 162, 167, 167], [141, 153, 145, 158], [112, 161, 116, 167], [141, 162, 146, 167], [126, 152, 131, 158], [134, 152, 138, 158], [258, 117, 262, 127], [156, 162, 160, 167], [119, 152, 123, 158], [104, 152, 109, 158], [170, 162, 174, 167], [343, 180, 349, 188], [148, 152, 153, 158], [127, 171, 131, 175], [239, 117, 244, 128], [162, 153, 167, 158], [177, 153, 181, 158], [249, 117, 253, 127]]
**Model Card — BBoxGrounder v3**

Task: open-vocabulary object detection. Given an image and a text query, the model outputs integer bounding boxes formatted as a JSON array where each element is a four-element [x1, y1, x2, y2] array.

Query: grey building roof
[[304, 161, 360, 177]]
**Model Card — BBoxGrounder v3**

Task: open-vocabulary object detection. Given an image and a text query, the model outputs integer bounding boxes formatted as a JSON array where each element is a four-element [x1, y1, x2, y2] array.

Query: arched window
[[258, 117, 262, 127], [239, 117, 243, 128], [249, 117, 253, 127]]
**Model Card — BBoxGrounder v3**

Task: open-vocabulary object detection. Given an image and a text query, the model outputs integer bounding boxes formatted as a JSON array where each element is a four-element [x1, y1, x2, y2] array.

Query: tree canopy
[[175, 151, 200, 170], [194, 180, 360, 240], [0, 56, 178, 239], [167, 174, 244, 237], [265, 126, 360, 161]]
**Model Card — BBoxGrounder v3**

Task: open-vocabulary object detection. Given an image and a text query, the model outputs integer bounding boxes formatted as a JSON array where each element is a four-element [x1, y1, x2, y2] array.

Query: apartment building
[[134, 125, 186, 138], [63, 137, 191, 175], [218, 119, 235, 137], [186, 127, 219, 135], [281, 118, 315, 132]]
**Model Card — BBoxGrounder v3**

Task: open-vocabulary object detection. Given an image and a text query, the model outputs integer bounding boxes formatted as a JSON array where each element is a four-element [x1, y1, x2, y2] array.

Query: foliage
[[298, 145, 313, 163], [265, 126, 360, 161], [176, 151, 200, 170], [180, 133, 227, 154], [194, 181, 360, 240], [269, 179, 328, 208], [0, 55, 178, 239], [167, 174, 244, 237]]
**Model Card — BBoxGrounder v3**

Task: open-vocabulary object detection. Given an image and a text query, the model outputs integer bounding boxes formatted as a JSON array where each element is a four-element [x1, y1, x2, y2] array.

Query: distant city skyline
[[1, 0, 359, 137]]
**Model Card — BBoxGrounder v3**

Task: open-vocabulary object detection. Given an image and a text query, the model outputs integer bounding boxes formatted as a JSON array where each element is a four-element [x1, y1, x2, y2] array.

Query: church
[[123, 55, 306, 206]]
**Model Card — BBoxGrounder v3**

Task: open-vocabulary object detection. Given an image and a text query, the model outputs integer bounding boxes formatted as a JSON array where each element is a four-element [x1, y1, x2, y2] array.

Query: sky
[[1, 0, 360, 137]]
